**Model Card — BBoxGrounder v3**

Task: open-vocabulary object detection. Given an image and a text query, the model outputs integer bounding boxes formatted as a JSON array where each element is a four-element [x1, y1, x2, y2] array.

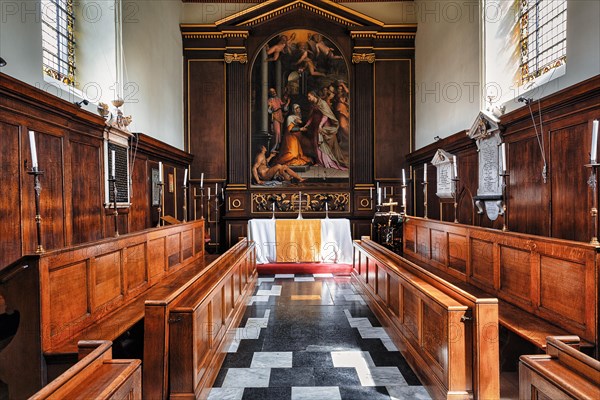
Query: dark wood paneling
[[188, 61, 226, 181], [71, 140, 104, 244], [353, 61, 374, 185], [129, 155, 150, 232], [375, 60, 411, 180], [0, 122, 22, 266], [550, 123, 589, 242], [509, 135, 549, 236], [227, 62, 248, 185]]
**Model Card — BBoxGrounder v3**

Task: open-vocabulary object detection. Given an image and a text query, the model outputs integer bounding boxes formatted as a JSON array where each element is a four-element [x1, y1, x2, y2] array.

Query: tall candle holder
[[422, 180, 428, 219], [156, 182, 164, 227], [586, 163, 600, 246], [182, 184, 188, 223], [452, 177, 459, 223], [27, 167, 45, 254], [401, 183, 408, 215], [109, 176, 119, 237], [500, 172, 509, 232], [211, 192, 224, 252]]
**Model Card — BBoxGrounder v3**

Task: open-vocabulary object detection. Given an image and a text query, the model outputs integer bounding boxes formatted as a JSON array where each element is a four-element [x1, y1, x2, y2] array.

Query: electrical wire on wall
[[518, 97, 547, 183]]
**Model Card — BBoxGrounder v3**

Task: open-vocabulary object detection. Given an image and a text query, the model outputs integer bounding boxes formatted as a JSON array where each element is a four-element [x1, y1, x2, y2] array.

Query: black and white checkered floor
[[209, 274, 431, 400]]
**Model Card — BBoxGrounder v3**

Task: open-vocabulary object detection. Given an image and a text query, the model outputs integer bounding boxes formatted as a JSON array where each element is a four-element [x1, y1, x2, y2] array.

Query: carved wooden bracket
[[224, 53, 248, 64], [352, 53, 376, 64]]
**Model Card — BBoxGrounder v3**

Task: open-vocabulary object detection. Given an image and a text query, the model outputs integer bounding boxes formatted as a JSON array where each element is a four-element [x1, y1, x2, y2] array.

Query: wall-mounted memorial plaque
[[468, 110, 504, 220], [431, 149, 456, 199]]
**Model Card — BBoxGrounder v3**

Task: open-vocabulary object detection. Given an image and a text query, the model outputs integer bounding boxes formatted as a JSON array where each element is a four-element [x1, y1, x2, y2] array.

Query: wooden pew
[[29, 340, 141, 400], [353, 238, 500, 400], [519, 336, 600, 400], [144, 238, 257, 399], [0, 220, 204, 399], [403, 217, 598, 356]]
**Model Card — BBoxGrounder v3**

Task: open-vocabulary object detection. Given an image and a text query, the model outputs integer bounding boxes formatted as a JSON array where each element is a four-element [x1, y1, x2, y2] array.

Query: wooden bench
[[353, 238, 500, 399], [403, 217, 598, 356], [29, 340, 141, 400], [0, 220, 204, 399], [144, 238, 257, 399], [520, 336, 600, 399]]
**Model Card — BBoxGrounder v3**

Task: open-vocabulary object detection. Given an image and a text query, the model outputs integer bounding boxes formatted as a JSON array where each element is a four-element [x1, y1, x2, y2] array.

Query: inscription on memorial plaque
[[431, 149, 456, 199], [468, 111, 504, 220]]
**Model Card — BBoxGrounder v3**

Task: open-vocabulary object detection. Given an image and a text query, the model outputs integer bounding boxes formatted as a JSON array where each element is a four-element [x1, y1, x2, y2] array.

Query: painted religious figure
[[251, 29, 350, 185]]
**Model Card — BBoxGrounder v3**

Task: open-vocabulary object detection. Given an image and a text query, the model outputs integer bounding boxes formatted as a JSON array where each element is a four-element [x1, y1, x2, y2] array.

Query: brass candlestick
[[586, 163, 600, 246], [500, 172, 509, 232], [109, 176, 119, 237], [27, 167, 45, 254], [452, 177, 459, 223], [156, 182, 164, 227], [182, 185, 188, 223], [423, 181, 428, 219]]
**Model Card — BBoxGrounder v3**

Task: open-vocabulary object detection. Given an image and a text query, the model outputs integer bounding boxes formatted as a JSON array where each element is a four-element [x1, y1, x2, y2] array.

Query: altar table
[[248, 218, 353, 264]]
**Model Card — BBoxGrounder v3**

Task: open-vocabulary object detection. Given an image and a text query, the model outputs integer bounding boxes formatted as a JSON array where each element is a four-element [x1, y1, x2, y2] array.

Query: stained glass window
[[42, 0, 76, 86], [519, 0, 567, 85]]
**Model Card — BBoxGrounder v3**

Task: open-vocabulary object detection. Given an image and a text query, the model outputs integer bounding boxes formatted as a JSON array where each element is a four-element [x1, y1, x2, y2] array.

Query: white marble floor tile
[[387, 385, 432, 399], [357, 326, 388, 339], [294, 277, 315, 282], [251, 351, 293, 368], [343, 309, 373, 328], [257, 277, 275, 285], [247, 295, 270, 305], [381, 337, 398, 351], [365, 366, 406, 386], [343, 294, 366, 305], [313, 273, 334, 278], [221, 368, 271, 388], [291, 386, 341, 400], [331, 351, 376, 368], [207, 387, 244, 400], [275, 273, 295, 278]]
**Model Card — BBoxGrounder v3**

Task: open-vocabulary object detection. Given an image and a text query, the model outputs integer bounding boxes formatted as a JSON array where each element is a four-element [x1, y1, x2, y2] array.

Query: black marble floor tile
[[242, 387, 291, 400], [269, 367, 315, 387], [313, 367, 361, 386], [292, 351, 334, 368], [236, 336, 266, 353], [354, 336, 390, 353], [212, 367, 228, 388], [221, 351, 254, 369], [369, 351, 421, 385], [339, 385, 391, 400]]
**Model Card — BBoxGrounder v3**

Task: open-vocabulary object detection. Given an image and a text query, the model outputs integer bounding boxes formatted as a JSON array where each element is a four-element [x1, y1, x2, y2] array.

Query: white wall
[[121, 0, 183, 149], [414, 0, 481, 149]]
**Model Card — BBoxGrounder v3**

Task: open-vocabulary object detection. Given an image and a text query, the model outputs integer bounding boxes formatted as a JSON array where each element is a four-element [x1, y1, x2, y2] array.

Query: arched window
[[42, 0, 76, 86]]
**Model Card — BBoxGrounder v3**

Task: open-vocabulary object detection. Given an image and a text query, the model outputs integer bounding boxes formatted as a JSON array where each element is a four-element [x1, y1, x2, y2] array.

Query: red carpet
[[257, 263, 352, 275]]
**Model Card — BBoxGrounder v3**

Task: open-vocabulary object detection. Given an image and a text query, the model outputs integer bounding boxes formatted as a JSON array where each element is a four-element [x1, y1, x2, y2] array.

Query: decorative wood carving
[[352, 52, 376, 63], [224, 53, 248, 63]]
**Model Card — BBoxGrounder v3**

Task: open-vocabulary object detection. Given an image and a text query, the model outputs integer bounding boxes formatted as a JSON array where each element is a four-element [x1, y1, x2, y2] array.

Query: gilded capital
[[224, 53, 248, 64], [352, 52, 376, 64]]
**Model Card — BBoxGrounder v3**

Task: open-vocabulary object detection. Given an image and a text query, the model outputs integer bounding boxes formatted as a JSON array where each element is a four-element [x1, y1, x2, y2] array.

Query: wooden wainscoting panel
[[148, 237, 166, 279], [182, 229, 194, 260], [124, 243, 147, 292], [470, 238, 494, 289], [499, 246, 532, 305], [70, 140, 104, 245], [94, 251, 123, 308], [404, 223, 416, 252], [0, 121, 22, 267], [167, 233, 181, 268], [448, 232, 467, 275], [389, 273, 400, 318], [421, 299, 446, 374], [539, 256, 586, 326], [550, 123, 590, 242], [377, 264, 387, 303], [129, 155, 150, 232], [194, 303, 212, 386], [49, 262, 88, 337], [402, 287, 420, 342], [430, 229, 447, 266], [367, 258, 377, 290], [416, 226, 430, 259]]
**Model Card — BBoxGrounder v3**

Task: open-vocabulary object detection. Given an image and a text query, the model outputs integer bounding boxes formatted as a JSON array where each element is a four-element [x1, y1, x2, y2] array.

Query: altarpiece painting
[[250, 30, 350, 186]]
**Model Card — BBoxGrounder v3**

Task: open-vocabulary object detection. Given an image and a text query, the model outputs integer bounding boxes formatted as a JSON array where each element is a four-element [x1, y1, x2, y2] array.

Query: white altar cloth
[[248, 218, 354, 264]]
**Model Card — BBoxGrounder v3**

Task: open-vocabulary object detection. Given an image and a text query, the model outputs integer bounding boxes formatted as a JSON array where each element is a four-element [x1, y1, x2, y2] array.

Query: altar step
[[257, 263, 352, 275]]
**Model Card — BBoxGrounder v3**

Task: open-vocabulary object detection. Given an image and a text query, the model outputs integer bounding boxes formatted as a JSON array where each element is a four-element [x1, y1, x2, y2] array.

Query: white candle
[[111, 150, 116, 177], [299, 191, 302, 209], [325, 202, 328, 212], [370, 187, 373, 199], [383, 187, 387, 199], [424, 163, 427, 182], [183, 168, 188, 186], [402, 169, 406, 186], [402, 187, 407, 208], [28, 130, 38, 169], [453, 156, 458, 179], [158, 162, 163, 183], [200, 172, 204, 188], [221, 187, 224, 199], [208, 187, 211, 199], [215, 183, 218, 196], [272, 203, 275, 212], [377, 188, 382, 205], [500, 143, 507, 172], [592, 120, 599, 163]]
